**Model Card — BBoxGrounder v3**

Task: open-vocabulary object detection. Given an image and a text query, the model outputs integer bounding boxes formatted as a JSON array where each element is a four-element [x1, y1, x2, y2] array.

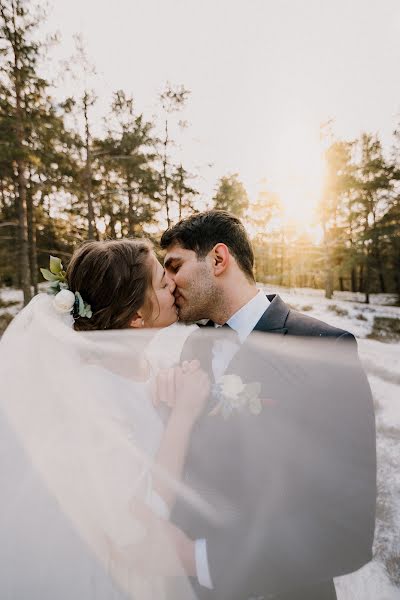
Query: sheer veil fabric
[[0, 294, 197, 599], [0, 293, 377, 600]]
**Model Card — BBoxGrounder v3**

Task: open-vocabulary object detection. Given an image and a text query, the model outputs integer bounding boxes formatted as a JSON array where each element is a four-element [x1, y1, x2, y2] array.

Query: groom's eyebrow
[[164, 256, 181, 269]]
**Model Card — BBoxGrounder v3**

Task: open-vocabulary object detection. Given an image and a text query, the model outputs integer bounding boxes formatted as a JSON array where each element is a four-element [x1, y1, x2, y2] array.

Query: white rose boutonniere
[[209, 374, 263, 419]]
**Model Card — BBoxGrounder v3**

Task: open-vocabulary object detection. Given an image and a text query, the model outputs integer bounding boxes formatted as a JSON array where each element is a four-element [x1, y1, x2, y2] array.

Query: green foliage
[[75, 291, 92, 319], [213, 173, 249, 217], [317, 132, 400, 302], [94, 91, 160, 236], [0, 0, 399, 307]]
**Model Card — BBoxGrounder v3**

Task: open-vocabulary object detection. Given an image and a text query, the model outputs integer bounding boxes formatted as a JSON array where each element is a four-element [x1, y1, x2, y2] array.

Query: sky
[[41, 0, 400, 227]]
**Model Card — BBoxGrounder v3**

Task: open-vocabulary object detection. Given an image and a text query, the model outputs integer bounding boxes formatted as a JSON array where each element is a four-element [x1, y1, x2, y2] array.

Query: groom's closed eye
[[164, 258, 181, 274]]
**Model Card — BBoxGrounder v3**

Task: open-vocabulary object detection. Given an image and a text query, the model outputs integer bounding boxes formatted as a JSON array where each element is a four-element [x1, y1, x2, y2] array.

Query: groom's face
[[164, 244, 218, 322]]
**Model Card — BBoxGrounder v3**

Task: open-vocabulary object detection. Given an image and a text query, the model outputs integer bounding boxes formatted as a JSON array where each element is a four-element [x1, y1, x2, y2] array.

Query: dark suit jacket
[[171, 294, 376, 600]]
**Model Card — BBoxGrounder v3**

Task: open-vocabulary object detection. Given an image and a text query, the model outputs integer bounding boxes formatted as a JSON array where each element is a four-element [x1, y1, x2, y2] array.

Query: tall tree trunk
[[279, 230, 285, 286], [364, 250, 370, 304], [378, 270, 386, 294], [83, 94, 95, 239], [15, 89, 32, 306], [351, 267, 357, 292], [359, 264, 364, 294], [178, 189, 183, 220], [12, 32, 32, 305], [16, 160, 31, 305], [178, 164, 183, 220], [127, 176, 134, 235], [26, 186, 38, 294], [374, 248, 386, 293], [323, 224, 333, 299], [108, 214, 117, 239], [395, 260, 400, 306], [0, 179, 5, 211], [162, 119, 171, 227], [393, 247, 400, 305], [371, 211, 387, 294]]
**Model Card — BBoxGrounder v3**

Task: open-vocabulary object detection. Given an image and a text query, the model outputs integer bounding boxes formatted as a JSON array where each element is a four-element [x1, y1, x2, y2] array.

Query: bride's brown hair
[[66, 239, 154, 331]]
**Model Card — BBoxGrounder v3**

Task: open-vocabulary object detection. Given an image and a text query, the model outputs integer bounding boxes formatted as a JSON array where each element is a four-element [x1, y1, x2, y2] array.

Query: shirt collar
[[226, 289, 270, 342]]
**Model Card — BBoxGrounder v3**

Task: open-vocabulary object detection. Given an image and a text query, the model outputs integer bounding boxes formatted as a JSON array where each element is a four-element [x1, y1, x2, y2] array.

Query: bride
[[0, 238, 208, 599]]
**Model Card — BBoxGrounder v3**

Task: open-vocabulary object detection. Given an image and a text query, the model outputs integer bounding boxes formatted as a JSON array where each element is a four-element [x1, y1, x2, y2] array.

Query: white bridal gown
[[0, 294, 197, 600]]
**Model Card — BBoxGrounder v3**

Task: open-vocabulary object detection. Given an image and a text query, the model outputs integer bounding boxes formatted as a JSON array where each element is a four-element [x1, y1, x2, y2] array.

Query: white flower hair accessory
[[209, 374, 263, 419], [53, 289, 76, 314], [40, 256, 92, 320]]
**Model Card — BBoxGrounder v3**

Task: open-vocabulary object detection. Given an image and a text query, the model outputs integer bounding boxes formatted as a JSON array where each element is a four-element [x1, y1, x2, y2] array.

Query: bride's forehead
[[150, 254, 163, 274]]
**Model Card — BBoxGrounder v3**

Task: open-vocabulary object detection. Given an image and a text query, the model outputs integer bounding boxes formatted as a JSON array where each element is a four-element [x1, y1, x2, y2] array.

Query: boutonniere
[[209, 374, 262, 419]]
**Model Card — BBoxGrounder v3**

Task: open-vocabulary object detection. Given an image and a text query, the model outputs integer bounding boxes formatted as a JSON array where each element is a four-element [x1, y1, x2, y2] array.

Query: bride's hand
[[154, 361, 210, 424], [173, 360, 210, 423]]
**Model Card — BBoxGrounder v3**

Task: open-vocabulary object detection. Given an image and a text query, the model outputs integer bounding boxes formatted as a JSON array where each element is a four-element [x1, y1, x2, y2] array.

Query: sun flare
[[270, 122, 325, 229]]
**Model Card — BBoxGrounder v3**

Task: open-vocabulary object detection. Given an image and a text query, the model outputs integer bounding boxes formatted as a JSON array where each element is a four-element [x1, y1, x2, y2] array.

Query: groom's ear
[[211, 243, 230, 277]]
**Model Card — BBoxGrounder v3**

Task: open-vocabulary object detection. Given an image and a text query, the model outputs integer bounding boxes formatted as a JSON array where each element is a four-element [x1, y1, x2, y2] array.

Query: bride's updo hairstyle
[[66, 239, 153, 331]]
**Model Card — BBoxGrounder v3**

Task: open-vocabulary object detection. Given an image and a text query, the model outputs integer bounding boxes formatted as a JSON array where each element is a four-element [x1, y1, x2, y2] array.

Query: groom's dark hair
[[160, 210, 255, 282]]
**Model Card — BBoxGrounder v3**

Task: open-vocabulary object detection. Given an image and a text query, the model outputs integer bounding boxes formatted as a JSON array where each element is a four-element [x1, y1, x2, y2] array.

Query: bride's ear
[[129, 312, 145, 328]]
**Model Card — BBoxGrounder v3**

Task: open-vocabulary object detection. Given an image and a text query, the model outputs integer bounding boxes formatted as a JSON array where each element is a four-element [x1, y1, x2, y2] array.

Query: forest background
[[1, 0, 400, 310]]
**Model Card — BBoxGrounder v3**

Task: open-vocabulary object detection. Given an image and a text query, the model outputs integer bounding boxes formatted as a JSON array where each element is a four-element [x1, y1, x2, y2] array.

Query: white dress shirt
[[195, 289, 270, 588]]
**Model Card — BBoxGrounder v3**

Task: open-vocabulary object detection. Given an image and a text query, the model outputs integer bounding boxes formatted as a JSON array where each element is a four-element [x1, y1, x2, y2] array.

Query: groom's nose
[[165, 273, 176, 293]]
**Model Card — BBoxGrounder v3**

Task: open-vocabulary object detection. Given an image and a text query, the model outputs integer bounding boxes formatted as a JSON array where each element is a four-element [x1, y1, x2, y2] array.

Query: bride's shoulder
[[166, 321, 199, 334], [145, 322, 198, 370], [152, 321, 198, 343]]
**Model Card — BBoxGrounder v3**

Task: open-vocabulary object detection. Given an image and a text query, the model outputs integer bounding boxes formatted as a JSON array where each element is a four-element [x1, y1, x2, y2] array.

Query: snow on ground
[[1, 285, 400, 597], [0, 288, 24, 317]]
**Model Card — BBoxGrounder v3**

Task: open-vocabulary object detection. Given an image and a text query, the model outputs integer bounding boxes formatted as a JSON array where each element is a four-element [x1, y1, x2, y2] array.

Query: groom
[[160, 210, 376, 600]]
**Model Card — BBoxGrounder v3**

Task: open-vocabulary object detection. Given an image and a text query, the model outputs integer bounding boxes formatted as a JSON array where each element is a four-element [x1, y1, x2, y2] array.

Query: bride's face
[[146, 253, 178, 328]]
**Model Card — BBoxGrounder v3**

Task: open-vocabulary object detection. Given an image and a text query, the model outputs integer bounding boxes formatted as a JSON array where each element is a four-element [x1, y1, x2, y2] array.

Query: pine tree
[[0, 0, 45, 303], [61, 36, 99, 240], [248, 180, 284, 284], [213, 173, 249, 218], [170, 164, 198, 220], [96, 90, 159, 237], [319, 140, 358, 298], [355, 134, 395, 302], [159, 83, 190, 226]]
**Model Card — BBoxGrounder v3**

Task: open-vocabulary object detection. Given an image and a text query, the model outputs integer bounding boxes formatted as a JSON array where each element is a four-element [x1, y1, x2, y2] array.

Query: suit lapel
[[253, 294, 289, 335], [198, 294, 290, 335], [182, 294, 291, 385]]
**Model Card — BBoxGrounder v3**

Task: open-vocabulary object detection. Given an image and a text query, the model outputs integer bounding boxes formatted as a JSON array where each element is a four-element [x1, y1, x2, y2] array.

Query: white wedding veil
[[0, 292, 378, 600], [0, 294, 197, 599]]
